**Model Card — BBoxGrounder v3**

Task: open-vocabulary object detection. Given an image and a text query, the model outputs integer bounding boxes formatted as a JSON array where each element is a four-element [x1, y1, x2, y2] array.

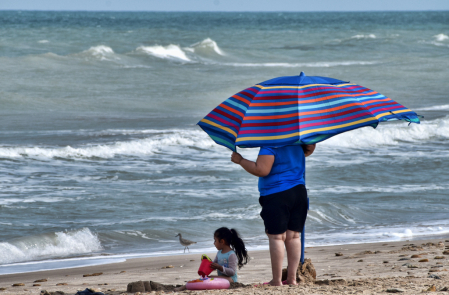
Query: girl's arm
[[231, 152, 274, 177], [219, 253, 238, 277], [210, 254, 238, 276], [210, 262, 223, 272], [210, 255, 223, 272]]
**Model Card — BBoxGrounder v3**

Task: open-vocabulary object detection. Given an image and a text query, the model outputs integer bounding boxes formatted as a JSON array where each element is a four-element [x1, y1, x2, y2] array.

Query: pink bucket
[[197, 254, 213, 278]]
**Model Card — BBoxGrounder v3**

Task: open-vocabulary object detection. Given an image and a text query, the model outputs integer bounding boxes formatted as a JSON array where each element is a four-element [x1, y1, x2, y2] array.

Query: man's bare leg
[[267, 232, 286, 286], [285, 230, 301, 285]]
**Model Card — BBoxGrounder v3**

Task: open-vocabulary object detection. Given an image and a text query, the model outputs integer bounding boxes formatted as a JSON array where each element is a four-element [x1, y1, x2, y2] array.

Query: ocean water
[[0, 11, 448, 275]]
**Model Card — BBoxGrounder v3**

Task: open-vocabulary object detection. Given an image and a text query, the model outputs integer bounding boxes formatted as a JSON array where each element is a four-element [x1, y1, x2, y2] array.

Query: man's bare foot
[[268, 280, 283, 286]]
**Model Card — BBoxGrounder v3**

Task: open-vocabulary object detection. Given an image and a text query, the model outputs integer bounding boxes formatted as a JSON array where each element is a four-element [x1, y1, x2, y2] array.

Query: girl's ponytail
[[230, 228, 249, 269], [214, 227, 250, 269]]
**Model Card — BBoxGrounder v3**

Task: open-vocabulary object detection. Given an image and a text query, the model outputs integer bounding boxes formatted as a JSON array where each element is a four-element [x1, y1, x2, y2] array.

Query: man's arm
[[231, 152, 274, 177]]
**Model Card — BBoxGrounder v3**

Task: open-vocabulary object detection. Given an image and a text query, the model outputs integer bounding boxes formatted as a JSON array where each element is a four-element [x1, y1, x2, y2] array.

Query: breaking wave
[[351, 34, 376, 39], [0, 228, 102, 265], [415, 104, 449, 111], [0, 196, 71, 206], [420, 34, 449, 47], [309, 184, 449, 195], [0, 117, 448, 160], [14, 39, 379, 68], [134, 38, 224, 62], [0, 130, 216, 160], [77, 45, 119, 61], [434, 34, 448, 42], [306, 222, 449, 246], [135, 44, 190, 61], [321, 116, 449, 148], [186, 38, 225, 56], [217, 61, 378, 68]]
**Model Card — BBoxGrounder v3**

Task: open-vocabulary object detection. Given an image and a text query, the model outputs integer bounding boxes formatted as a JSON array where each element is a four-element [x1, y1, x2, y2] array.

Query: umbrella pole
[[300, 197, 309, 264]]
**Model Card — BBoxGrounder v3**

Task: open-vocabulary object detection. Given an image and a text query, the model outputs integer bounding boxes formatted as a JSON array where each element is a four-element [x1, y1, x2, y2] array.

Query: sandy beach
[[1, 238, 448, 294]]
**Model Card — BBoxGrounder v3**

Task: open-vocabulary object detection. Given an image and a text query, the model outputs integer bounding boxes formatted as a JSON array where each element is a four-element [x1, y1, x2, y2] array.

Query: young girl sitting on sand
[[209, 227, 249, 283], [175, 227, 249, 291]]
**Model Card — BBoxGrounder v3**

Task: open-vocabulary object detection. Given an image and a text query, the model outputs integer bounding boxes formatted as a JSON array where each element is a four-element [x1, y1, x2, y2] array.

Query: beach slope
[[1, 238, 448, 294]]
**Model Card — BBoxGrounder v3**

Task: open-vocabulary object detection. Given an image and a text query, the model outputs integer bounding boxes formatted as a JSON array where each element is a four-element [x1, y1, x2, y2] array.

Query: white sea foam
[[84, 45, 114, 55], [108, 204, 261, 225], [0, 196, 69, 206], [305, 222, 449, 246], [1, 116, 448, 160], [80, 45, 119, 61], [187, 38, 225, 56], [135, 44, 190, 61], [218, 61, 378, 68], [0, 228, 102, 265], [121, 65, 152, 69], [415, 104, 449, 111], [428, 42, 448, 47], [0, 256, 126, 275], [313, 210, 346, 226], [434, 34, 449, 41], [0, 130, 215, 160], [351, 34, 376, 39], [38, 40, 49, 43], [154, 175, 231, 183], [419, 37, 449, 48], [321, 116, 449, 148], [390, 228, 413, 238], [89, 129, 181, 136], [3, 223, 447, 273], [309, 184, 449, 194]]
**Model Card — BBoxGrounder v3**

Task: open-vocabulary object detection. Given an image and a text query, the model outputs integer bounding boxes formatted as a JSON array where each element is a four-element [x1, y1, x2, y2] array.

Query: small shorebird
[[175, 233, 197, 253]]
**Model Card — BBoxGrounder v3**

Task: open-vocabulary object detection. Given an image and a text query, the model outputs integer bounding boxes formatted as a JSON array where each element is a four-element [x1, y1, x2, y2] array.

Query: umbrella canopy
[[198, 72, 420, 151]]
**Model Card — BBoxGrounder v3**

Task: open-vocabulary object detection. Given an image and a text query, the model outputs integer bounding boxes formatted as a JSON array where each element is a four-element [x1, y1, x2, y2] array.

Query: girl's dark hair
[[214, 227, 249, 269]]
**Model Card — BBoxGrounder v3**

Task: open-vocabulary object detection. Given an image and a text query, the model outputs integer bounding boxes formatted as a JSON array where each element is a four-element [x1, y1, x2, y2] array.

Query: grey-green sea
[[0, 11, 448, 275]]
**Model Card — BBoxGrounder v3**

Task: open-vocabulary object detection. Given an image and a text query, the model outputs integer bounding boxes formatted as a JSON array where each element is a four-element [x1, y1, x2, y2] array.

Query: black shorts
[[259, 184, 308, 235]]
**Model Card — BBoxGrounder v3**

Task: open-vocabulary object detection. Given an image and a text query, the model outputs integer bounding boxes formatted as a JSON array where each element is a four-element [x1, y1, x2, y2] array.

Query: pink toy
[[186, 277, 230, 290], [198, 254, 213, 278]]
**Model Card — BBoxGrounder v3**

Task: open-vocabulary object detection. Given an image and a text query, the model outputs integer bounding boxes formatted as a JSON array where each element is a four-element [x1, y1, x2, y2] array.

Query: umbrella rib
[[236, 117, 379, 142], [234, 85, 264, 147]]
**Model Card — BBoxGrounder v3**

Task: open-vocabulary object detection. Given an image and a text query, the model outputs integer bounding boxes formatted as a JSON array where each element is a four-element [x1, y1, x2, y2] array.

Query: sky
[[1, 0, 449, 12]]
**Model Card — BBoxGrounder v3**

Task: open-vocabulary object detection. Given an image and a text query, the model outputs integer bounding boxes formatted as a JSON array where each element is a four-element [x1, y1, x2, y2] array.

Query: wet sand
[[1, 238, 448, 294]]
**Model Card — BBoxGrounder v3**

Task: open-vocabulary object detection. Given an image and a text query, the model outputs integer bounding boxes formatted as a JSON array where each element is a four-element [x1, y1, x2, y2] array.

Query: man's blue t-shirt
[[258, 145, 305, 196]]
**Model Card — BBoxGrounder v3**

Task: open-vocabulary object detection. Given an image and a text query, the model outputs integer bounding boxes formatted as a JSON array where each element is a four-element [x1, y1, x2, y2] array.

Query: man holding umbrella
[[198, 72, 420, 285], [231, 144, 315, 286]]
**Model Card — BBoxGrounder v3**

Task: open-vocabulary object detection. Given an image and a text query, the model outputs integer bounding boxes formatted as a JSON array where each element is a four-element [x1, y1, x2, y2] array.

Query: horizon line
[[1, 9, 448, 13]]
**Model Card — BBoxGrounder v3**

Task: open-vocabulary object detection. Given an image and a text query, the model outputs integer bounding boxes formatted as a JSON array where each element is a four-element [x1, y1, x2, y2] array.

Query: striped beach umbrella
[[198, 72, 421, 151]]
